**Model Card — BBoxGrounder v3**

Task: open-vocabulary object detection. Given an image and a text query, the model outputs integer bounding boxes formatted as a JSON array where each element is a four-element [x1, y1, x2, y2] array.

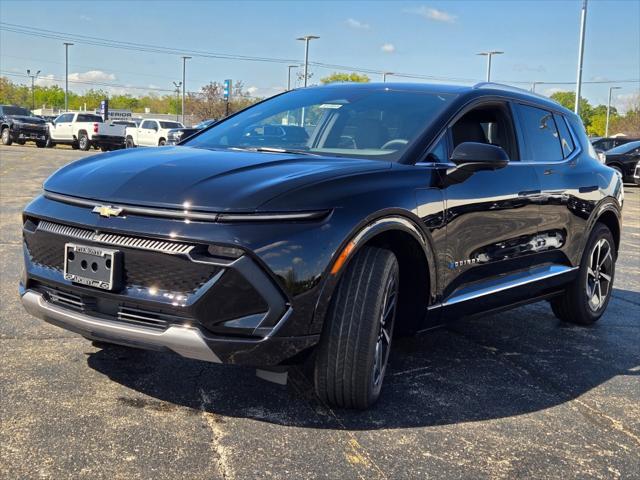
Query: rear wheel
[[158, 138, 166, 146], [314, 246, 399, 409], [1, 127, 12, 145], [35, 140, 46, 148], [125, 137, 135, 148], [45, 137, 55, 148], [78, 132, 91, 151], [551, 223, 615, 325], [16, 139, 25, 145]]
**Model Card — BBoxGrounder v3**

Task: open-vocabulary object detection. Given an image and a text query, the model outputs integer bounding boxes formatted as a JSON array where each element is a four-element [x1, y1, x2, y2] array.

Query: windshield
[[607, 140, 640, 154], [160, 121, 184, 129], [3, 106, 32, 116], [185, 87, 456, 160]]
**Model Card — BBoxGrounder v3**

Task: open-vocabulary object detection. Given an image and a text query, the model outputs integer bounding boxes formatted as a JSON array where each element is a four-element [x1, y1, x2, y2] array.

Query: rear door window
[[515, 104, 563, 162], [553, 114, 575, 158]]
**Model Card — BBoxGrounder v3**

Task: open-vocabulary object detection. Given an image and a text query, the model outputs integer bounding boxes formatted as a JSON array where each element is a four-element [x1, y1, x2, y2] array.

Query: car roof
[[300, 82, 576, 117]]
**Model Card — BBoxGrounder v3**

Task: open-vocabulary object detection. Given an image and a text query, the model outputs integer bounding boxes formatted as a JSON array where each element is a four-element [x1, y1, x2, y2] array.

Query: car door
[[52, 113, 73, 140], [513, 104, 604, 269], [427, 100, 546, 319]]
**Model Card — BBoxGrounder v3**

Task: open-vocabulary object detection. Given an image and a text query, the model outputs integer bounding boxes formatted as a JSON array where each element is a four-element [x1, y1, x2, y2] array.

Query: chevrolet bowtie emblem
[[92, 205, 124, 218]]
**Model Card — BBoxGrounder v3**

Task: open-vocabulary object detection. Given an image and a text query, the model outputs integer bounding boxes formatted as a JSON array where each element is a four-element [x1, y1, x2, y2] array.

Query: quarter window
[[553, 114, 575, 158], [515, 104, 563, 162]]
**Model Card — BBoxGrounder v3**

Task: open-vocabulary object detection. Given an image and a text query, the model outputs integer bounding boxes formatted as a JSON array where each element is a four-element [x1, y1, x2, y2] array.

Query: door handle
[[543, 169, 556, 175]]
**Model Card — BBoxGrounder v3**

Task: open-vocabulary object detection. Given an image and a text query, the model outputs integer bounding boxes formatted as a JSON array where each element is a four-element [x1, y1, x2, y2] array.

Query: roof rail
[[473, 81, 561, 104]]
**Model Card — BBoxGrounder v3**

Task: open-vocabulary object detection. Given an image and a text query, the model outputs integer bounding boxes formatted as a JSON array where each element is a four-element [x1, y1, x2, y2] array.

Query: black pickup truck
[[0, 105, 49, 148]]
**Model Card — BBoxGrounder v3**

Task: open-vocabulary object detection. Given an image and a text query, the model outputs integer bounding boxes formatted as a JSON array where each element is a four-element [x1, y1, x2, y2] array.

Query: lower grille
[[24, 223, 221, 295], [117, 307, 173, 330], [47, 289, 84, 311]]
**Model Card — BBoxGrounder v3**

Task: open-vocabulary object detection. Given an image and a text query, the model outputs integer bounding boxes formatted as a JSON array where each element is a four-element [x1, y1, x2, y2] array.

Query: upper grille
[[38, 220, 194, 255], [25, 222, 221, 295]]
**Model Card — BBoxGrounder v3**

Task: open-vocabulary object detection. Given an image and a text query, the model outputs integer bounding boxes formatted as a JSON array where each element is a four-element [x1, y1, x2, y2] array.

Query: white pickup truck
[[47, 112, 127, 151], [125, 119, 184, 148]]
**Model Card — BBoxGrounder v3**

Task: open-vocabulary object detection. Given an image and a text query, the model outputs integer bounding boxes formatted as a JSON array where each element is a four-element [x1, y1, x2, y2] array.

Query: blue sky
[[1, 0, 638, 111]]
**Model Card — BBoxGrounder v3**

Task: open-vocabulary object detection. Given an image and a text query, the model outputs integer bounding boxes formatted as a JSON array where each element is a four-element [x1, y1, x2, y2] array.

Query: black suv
[[1, 105, 48, 147], [20, 83, 623, 409]]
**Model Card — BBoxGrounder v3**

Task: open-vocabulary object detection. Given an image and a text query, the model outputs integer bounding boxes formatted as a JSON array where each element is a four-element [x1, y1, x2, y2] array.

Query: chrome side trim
[[430, 265, 578, 309], [44, 191, 220, 222], [21, 290, 221, 363], [37, 220, 194, 255]]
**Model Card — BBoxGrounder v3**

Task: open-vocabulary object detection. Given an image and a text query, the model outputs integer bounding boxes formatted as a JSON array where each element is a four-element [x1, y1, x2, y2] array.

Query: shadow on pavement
[[86, 288, 639, 430]]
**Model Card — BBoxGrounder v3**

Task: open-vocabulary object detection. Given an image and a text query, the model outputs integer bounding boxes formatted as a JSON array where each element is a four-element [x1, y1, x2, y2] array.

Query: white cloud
[[407, 6, 457, 23], [381, 43, 396, 53], [346, 18, 370, 30], [68, 70, 116, 83], [246, 86, 259, 95]]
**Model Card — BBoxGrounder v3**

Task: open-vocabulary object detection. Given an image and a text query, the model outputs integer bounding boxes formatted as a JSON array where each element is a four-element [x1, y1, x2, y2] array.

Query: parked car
[[603, 140, 640, 184], [591, 136, 637, 152], [166, 119, 217, 145], [125, 119, 184, 147], [20, 83, 623, 409], [47, 112, 123, 151], [0, 105, 48, 147]]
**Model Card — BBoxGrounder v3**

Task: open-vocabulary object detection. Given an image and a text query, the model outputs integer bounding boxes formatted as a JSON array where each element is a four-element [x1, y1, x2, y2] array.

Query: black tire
[[158, 138, 166, 146], [125, 137, 135, 149], [78, 132, 91, 151], [610, 165, 624, 177], [45, 137, 55, 148], [1, 127, 12, 145], [100, 146, 110, 152], [314, 246, 399, 409], [16, 139, 25, 145], [551, 223, 616, 325], [35, 140, 46, 148], [71, 142, 79, 150]]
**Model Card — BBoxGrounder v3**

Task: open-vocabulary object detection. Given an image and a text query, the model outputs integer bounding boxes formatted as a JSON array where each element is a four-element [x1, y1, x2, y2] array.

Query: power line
[[1, 22, 638, 87]]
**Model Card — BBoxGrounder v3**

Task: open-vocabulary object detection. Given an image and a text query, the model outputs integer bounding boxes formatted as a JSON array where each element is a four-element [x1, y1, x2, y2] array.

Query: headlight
[[171, 131, 184, 140], [597, 152, 606, 163]]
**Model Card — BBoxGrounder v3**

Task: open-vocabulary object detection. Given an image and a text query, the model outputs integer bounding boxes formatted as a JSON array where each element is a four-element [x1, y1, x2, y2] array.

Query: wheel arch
[[310, 212, 438, 335], [582, 200, 621, 261]]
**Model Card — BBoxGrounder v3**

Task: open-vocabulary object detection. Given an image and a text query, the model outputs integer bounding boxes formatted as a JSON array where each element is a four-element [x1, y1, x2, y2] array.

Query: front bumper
[[11, 126, 47, 142]]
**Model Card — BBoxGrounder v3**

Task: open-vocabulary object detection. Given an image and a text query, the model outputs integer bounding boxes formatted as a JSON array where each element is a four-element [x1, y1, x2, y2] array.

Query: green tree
[[320, 72, 370, 84], [550, 91, 593, 126]]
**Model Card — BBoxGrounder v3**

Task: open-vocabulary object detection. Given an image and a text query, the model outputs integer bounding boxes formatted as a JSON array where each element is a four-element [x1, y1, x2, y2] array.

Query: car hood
[[44, 146, 390, 211], [8, 115, 46, 124]]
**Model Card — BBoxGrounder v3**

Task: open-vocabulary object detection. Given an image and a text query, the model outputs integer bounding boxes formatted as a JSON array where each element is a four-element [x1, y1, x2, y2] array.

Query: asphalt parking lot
[[1, 144, 639, 479]]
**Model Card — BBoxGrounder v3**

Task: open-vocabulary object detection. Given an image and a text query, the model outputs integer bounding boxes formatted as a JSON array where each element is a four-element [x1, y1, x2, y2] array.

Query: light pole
[[531, 81, 543, 93], [172, 81, 182, 121], [575, 0, 588, 114], [287, 65, 298, 90], [63, 42, 73, 111], [181, 56, 191, 125], [297, 35, 319, 87], [383, 72, 393, 82], [26, 69, 41, 110], [477, 51, 503, 82], [605, 86, 621, 137]]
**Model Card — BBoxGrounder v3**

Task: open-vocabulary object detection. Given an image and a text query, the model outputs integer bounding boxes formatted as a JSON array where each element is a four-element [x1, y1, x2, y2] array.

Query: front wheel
[[158, 138, 166, 146], [314, 246, 399, 409], [125, 137, 135, 149], [551, 223, 616, 325], [1, 128, 12, 145], [35, 140, 46, 148]]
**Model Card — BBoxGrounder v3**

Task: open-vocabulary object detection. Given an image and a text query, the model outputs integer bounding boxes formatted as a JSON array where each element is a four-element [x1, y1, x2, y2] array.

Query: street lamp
[[172, 81, 182, 122], [296, 35, 319, 87], [181, 56, 191, 125], [287, 65, 298, 91], [476, 51, 503, 82], [26, 69, 41, 111], [605, 86, 621, 137], [63, 42, 73, 111], [575, 0, 588, 114], [382, 72, 393, 82]]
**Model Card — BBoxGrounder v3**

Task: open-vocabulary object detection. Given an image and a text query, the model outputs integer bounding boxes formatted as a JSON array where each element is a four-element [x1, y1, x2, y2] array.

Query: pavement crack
[[199, 387, 234, 480]]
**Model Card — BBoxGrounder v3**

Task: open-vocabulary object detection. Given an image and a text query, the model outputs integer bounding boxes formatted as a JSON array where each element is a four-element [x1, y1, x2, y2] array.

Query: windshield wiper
[[229, 146, 319, 156]]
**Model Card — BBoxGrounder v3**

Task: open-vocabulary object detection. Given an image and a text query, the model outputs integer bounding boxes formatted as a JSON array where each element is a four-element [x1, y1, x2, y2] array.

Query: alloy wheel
[[372, 273, 398, 387], [586, 238, 613, 312]]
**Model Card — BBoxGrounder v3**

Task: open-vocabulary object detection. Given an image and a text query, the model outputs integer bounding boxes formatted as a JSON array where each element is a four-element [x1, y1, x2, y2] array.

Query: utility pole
[[287, 65, 298, 90], [181, 56, 191, 125], [26, 69, 41, 110], [477, 51, 503, 82], [172, 81, 182, 121], [63, 42, 73, 111], [575, 0, 588, 114], [605, 86, 621, 137], [297, 35, 319, 87], [383, 72, 393, 82], [531, 81, 543, 93]]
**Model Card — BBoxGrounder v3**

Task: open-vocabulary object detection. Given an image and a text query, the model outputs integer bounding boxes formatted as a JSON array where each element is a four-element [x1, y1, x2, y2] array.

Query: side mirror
[[450, 142, 509, 171]]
